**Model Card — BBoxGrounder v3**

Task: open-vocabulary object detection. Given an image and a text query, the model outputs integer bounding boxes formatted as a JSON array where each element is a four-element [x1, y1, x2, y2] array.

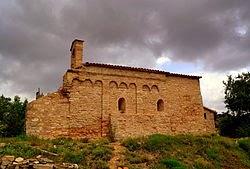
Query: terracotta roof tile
[[83, 62, 201, 79]]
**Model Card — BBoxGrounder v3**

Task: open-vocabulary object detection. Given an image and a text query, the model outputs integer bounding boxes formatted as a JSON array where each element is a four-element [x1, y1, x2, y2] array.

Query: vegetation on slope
[[0, 134, 249, 169]]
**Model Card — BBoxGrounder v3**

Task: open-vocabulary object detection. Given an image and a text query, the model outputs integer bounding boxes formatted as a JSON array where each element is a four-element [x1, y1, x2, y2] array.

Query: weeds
[[122, 138, 141, 151]]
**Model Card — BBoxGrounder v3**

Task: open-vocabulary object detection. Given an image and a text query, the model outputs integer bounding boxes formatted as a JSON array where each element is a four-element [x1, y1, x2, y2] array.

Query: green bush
[[160, 158, 186, 169], [63, 151, 85, 164], [122, 138, 141, 151], [92, 146, 112, 161], [238, 139, 250, 156], [125, 151, 148, 164], [205, 148, 219, 160], [0, 143, 41, 158], [144, 134, 177, 152]]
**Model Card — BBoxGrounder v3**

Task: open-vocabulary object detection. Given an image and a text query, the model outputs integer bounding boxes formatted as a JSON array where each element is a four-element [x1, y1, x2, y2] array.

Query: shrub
[[92, 146, 112, 161], [63, 151, 85, 164], [125, 151, 148, 164], [238, 139, 250, 156], [206, 148, 219, 160], [144, 134, 176, 152], [122, 138, 141, 151], [160, 158, 186, 169], [0, 143, 41, 158]]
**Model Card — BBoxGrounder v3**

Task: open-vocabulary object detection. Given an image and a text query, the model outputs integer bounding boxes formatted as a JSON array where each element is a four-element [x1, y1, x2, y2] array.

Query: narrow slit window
[[157, 99, 164, 111], [204, 113, 207, 119], [118, 98, 126, 113]]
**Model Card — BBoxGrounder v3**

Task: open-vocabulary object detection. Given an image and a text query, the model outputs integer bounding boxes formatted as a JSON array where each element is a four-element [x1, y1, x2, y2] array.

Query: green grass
[[0, 135, 249, 169], [238, 138, 250, 156], [121, 134, 250, 169]]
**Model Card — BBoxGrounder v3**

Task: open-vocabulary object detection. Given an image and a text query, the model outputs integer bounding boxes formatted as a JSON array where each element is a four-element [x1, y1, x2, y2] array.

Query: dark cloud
[[0, 0, 249, 99]]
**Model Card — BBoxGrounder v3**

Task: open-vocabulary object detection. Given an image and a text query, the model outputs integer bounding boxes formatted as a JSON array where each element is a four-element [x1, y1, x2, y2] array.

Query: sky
[[0, 0, 249, 112]]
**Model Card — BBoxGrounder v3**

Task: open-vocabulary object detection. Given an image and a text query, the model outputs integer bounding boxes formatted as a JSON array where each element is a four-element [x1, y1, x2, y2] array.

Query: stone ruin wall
[[26, 65, 215, 139], [204, 108, 216, 133]]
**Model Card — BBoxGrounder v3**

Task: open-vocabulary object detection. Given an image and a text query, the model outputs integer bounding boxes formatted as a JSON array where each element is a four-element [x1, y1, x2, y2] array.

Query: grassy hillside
[[0, 134, 249, 169]]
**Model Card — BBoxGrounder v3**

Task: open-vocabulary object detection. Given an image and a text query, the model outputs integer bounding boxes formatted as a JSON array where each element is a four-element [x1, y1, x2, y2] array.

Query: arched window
[[118, 98, 126, 113], [157, 99, 164, 111]]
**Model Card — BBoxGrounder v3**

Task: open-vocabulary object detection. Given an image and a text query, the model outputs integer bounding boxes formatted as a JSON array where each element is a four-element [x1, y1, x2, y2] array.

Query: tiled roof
[[83, 62, 201, 79]]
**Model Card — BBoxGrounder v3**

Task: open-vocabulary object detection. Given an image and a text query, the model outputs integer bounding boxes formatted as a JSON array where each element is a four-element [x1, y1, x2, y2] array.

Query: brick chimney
[[70, 39, 84, 69]]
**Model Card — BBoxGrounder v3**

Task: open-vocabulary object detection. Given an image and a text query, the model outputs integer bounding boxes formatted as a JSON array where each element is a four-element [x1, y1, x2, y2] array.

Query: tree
[[0, 95, 28, 137], [219, 72, 250, 137], [223, 72, 250, 116]]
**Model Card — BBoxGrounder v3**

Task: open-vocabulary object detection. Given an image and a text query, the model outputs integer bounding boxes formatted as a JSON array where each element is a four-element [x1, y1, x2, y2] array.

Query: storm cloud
[[0, 0, 249, 106]]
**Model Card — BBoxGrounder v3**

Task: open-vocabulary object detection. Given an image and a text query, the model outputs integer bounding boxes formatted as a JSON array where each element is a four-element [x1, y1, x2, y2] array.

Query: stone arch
[[151, 85, 159, 92], [109, 81, 118, 89], [94, 80, 103, 88], [129, 83, 136, 89], [119, 82, 128, 89], [118, 97, 126, 113], [157, 99, 164, 111], [83, 79, 93, 87], [142, 85, 150, 92]]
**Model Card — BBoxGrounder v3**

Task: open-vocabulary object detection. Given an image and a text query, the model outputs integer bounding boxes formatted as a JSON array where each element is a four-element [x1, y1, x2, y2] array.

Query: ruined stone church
[[26, 39, 216, 139]]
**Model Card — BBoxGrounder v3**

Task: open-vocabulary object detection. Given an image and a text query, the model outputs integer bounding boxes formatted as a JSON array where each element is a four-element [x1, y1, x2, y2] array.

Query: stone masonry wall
[[26, 64, 215, 139], [204, 108, 216, 133], [26, 92, 69, 138]]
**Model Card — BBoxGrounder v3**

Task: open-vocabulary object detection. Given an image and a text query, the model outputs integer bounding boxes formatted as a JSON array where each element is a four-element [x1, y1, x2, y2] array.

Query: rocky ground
[[0, 155, 80, 169]]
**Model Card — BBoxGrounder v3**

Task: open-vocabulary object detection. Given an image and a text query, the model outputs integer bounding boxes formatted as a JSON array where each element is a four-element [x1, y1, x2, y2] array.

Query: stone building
[[26, 39, 216, 139]]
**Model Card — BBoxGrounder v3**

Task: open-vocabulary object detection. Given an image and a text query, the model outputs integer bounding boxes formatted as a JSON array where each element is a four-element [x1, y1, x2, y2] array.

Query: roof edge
[[83, 62, 201, 79]]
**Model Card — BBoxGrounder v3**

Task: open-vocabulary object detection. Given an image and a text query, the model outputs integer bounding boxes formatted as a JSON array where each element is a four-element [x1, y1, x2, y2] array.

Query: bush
[[125, 151, 148, 164], [144, 134, 177, 152], [63, 151, 85, 164], [238, 139, 250, 156], [92, 146, 112, 161], [160, 158, 186, 169], [0, 143, 41, 158], [205, 148, 219, 160], [122, 138, 141, 151]]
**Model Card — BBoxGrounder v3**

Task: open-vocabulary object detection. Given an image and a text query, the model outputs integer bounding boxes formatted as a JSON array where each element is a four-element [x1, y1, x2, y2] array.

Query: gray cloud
[[0, 0, 249, 100]]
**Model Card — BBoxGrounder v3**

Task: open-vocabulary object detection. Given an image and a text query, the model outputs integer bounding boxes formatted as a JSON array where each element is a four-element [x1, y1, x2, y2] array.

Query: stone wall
[[26, 64, 215, 139], [204, 107, 216, 133], [26, 92, 69, 138]]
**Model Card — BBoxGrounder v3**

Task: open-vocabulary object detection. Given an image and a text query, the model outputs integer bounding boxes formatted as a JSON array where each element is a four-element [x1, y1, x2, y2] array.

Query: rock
[[0, 143, 6, 148], [1, 155, 15, 166], [33, 164, 54, 169], [34, 161, 40, 164], [72, 164, 78, 169], [15, 157, 24, 163], [13, 162, 18, 165], [123, 167, 129, 169], [117, 167, 123, 169], [22, 160, 29, 165], [36, 155, 42, 159], [29, 158, 37, 162], [39, 158, 53, 164]]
